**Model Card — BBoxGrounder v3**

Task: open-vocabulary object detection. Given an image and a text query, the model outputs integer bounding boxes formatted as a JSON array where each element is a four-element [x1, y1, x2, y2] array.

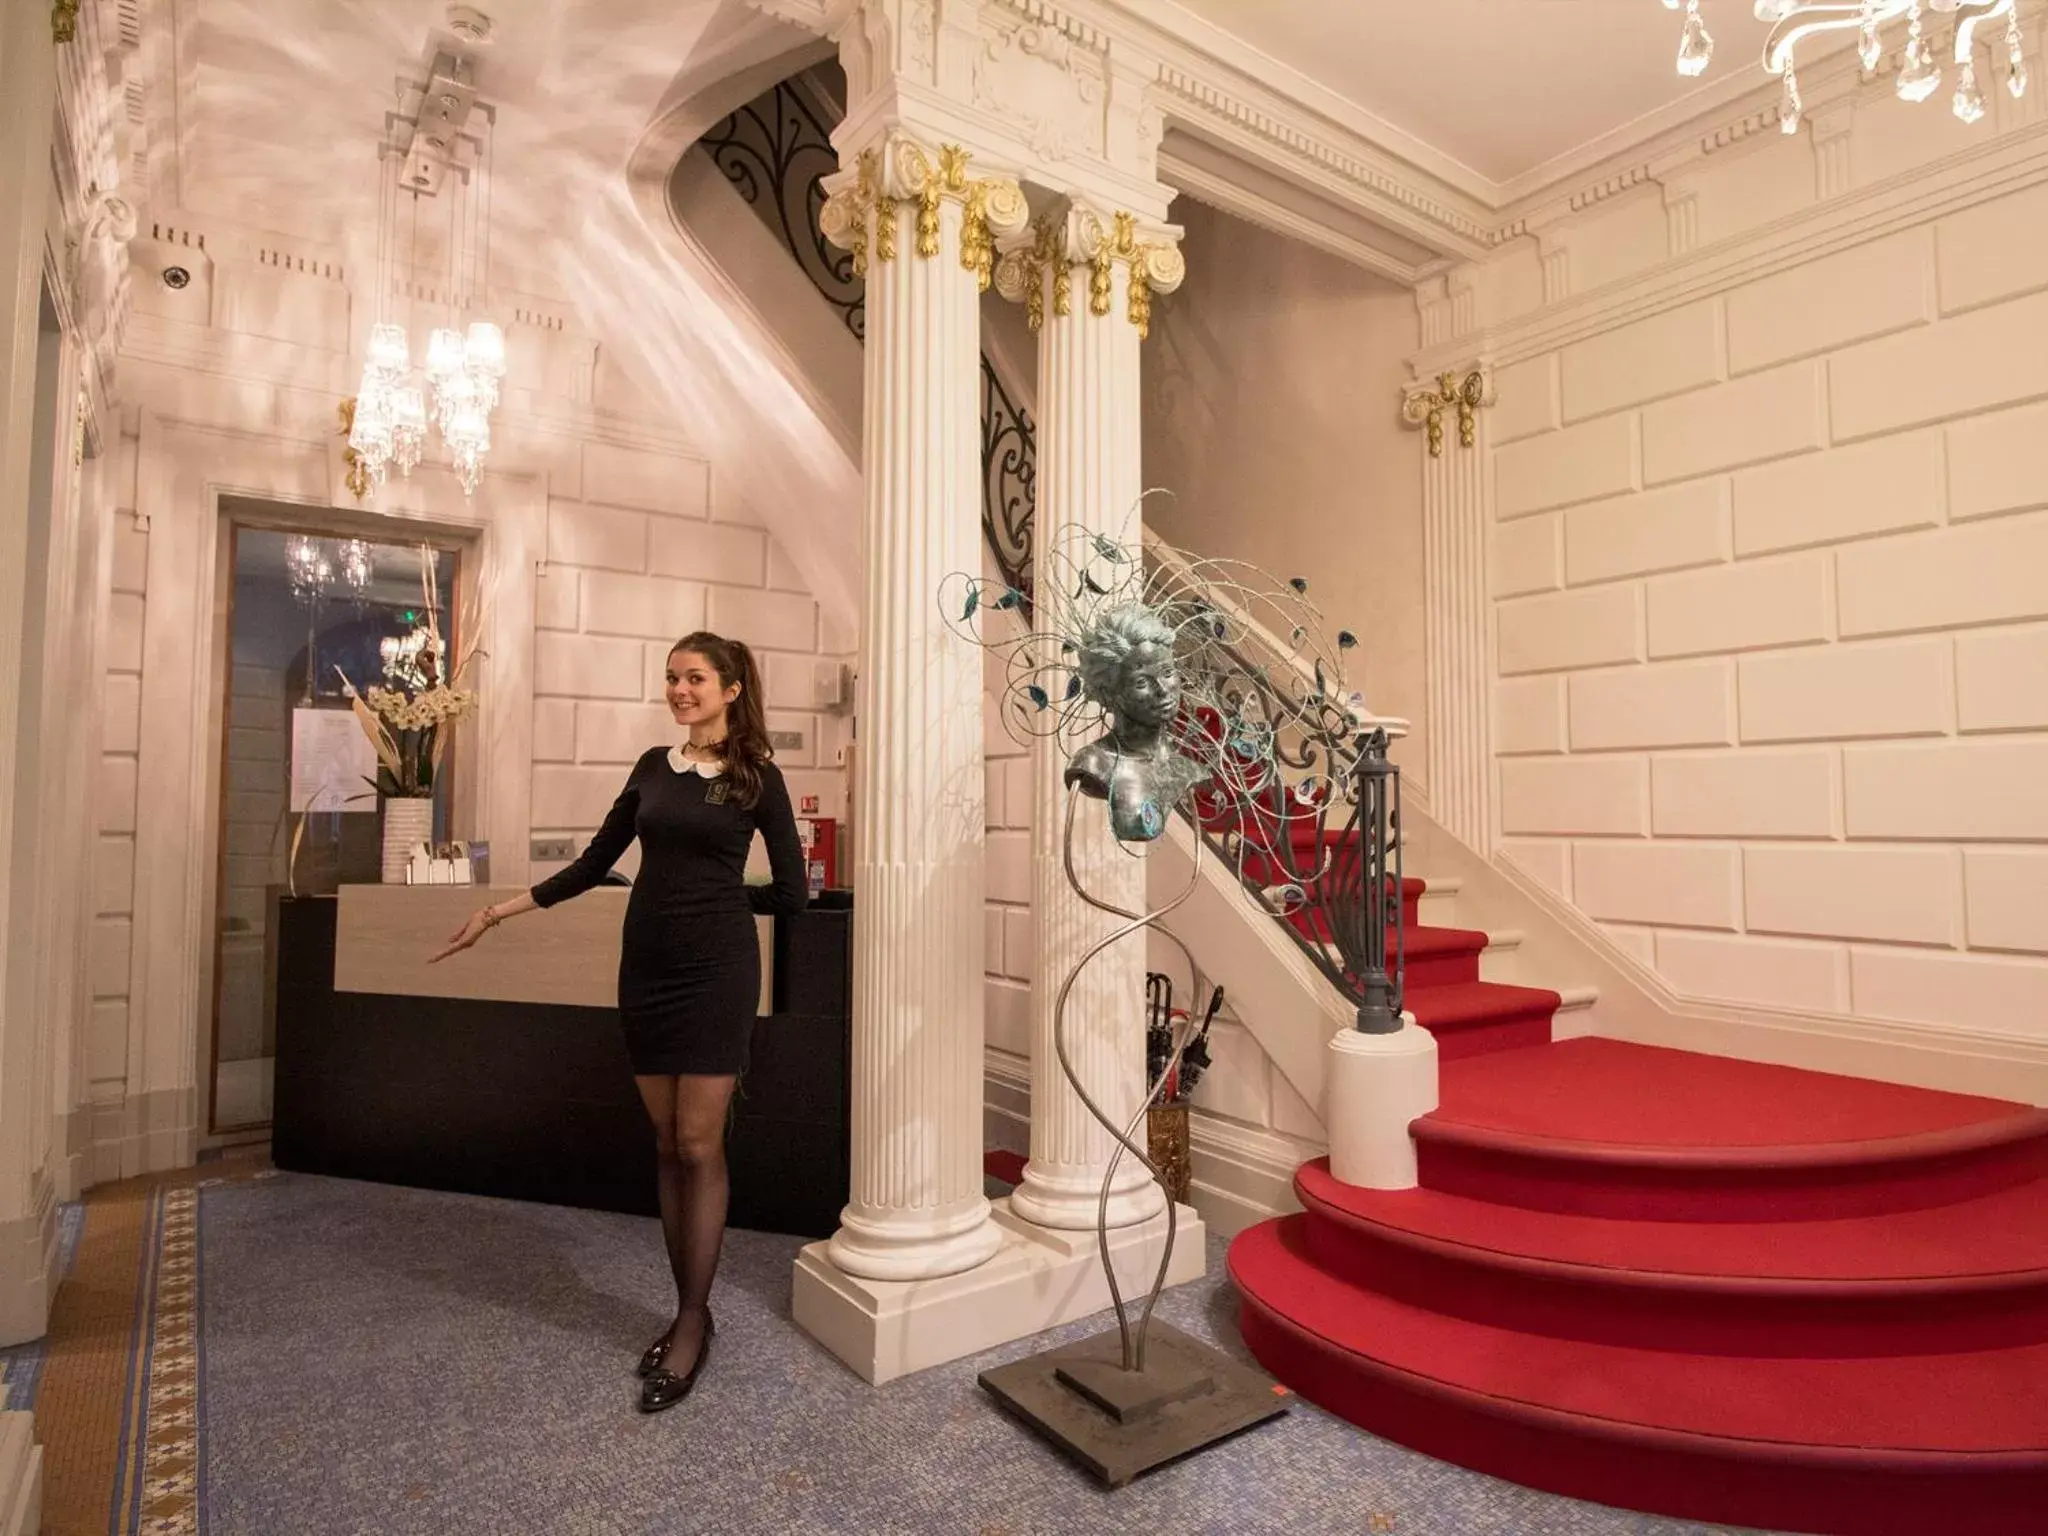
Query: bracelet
[[479, 907, 502, 930]]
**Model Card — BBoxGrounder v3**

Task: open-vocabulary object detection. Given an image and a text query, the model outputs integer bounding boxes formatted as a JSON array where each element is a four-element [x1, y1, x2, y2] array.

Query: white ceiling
[[1162, 0, 1775, 195], [152, 0, 778, 263], [150, 0, 1790, 260]]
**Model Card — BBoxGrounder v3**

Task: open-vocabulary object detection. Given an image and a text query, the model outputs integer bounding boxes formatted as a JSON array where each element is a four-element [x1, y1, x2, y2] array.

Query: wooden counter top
[[333, 885, 773, 1013]]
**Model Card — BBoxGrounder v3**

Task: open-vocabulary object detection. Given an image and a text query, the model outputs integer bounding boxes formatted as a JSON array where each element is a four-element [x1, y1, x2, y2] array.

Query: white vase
[[381, 797, 434, 883]]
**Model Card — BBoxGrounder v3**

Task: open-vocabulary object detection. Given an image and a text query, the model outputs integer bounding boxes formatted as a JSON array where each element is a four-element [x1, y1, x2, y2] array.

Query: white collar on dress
[[667, 746, 726, 778]]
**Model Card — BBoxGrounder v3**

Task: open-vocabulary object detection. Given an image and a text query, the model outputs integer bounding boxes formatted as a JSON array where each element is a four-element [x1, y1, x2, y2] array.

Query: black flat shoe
[[637, 1310, 713, 1414]]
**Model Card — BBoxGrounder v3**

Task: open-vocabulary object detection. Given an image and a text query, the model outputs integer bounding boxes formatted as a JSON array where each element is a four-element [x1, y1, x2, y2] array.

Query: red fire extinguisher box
[[795, 815, 837, 894]]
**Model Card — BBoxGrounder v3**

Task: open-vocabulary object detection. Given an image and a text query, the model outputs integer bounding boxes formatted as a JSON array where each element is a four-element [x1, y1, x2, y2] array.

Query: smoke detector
[[446, 6, 493, 45]]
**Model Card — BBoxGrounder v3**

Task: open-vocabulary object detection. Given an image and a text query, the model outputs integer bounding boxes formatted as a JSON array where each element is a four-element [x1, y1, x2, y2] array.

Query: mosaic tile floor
[[190, 1172, 1781, 1536]]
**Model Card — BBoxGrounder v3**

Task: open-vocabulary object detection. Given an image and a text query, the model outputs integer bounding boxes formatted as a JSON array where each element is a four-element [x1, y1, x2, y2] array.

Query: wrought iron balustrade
[[1145, 538, 1406, 1032], [698, 79, 864, 341], [694, 72, 1034, 611]]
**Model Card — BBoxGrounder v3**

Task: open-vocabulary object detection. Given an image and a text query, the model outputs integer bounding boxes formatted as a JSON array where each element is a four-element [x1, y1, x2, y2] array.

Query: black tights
[[633, 1073, 737, 1372]]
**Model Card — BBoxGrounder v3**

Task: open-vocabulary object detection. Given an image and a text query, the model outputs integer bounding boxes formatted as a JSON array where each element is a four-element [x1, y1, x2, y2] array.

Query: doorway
[[208, 520, 461, 1134]]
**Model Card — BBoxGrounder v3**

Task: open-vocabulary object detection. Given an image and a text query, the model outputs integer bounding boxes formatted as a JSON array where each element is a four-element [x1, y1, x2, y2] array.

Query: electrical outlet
[[769, 729, 805, 751], [530, 837, 575, 861]]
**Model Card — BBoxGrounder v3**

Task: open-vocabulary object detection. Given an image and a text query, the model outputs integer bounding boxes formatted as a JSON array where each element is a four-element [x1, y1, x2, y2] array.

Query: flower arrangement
[[335, 544, 485, 800]]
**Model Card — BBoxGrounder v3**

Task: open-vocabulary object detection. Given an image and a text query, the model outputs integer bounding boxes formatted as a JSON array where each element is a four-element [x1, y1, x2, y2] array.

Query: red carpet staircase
[[1230, 877, 2048, 1535]]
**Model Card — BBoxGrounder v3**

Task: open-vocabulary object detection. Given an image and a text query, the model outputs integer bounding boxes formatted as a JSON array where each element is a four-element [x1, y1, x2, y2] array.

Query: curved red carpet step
[[1231, 1035, 2048, 1535]]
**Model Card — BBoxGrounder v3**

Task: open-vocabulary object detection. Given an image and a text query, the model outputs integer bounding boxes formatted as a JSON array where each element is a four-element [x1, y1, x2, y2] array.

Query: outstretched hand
[[429, 909, 494, 964]]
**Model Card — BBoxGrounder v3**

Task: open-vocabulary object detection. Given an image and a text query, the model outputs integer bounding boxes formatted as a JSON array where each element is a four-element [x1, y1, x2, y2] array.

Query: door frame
[[127, 413, 541, 1171], [202, 508, 477, 1140]]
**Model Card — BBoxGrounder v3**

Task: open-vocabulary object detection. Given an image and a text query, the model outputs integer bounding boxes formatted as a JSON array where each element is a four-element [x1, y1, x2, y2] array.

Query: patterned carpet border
[[104, 1168, 276, 1536], [114, 1184, 192, 1536]]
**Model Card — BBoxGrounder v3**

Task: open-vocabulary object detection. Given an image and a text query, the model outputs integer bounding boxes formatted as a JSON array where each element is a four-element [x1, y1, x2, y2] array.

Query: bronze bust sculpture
[[1064, 604, 1207, 842]]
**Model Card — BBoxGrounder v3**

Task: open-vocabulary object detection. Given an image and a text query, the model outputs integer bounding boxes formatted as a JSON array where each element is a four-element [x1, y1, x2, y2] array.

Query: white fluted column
[[994, 201, 1185, 1231], [817, 135, 1028, 1281], [1404, 367, 1494, 851]]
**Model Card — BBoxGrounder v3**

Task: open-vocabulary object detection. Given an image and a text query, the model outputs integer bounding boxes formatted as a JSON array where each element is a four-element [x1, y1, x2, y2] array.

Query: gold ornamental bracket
[[53, 1, 79, 44], [1401, 368, 1491, 458], [818, 133, 1029, 293], [339, 399, 372, 501], [991, 197, 1185, 340]]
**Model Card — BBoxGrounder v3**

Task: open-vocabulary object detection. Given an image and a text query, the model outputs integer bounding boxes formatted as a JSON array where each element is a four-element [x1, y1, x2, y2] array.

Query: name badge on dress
[[705, 781, 730, 805]]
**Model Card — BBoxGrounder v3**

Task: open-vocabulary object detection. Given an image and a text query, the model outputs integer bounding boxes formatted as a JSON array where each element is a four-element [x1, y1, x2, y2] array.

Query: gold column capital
[[819, 131, 1029, 292], [1401, 367, 1491, 458], [992, 196, 1183, 339]]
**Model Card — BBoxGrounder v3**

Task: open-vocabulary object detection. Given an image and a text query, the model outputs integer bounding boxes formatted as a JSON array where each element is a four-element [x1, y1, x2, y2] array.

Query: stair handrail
[[1141, 531, 1408, 1033]]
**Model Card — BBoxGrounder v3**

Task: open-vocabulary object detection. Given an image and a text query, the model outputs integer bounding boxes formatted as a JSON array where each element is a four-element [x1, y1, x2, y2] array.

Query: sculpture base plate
[[978, 1321, 1288, 1488]]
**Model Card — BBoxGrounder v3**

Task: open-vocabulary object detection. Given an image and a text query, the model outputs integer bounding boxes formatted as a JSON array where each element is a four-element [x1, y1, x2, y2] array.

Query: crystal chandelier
[[337, 538, 375, 599], [286, 536, 376, 607], [346, 55, 505, 497], [286, 535, 335, 607], [1667, 1, 2028, 132]]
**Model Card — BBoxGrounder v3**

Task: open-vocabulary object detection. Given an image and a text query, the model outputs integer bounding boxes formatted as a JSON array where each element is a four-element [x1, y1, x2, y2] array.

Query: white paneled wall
[[83, 211, 855, 1161], [1489, 185, 2048, 1036], [527, 447, 852, 886]]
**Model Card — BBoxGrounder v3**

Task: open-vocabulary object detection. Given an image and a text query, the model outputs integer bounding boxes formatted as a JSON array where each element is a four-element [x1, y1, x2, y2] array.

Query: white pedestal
[[1325, 1020, 1438, 1189], [792, 1198, 1208, 1385]]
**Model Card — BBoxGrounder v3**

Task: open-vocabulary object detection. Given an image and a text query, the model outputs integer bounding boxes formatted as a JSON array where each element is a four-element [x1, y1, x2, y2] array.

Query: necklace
[[682, 737, 727, 759]]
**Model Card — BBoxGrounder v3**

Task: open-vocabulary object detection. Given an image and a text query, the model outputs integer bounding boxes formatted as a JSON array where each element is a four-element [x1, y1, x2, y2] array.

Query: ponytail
[[672, 631, 774, 808]]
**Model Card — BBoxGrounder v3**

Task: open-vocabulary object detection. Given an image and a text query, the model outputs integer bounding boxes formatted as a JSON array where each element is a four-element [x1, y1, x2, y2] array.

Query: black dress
[[529, 748, 809, 1075]]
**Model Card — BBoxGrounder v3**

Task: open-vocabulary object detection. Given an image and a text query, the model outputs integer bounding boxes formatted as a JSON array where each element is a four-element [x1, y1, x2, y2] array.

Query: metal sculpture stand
[[978, 789, 1288, 1488]]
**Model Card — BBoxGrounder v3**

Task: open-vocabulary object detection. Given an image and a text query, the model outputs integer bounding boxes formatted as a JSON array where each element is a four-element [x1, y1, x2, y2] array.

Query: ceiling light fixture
[[1666, 0, 2027, 131], [347, 31, 505, 499]]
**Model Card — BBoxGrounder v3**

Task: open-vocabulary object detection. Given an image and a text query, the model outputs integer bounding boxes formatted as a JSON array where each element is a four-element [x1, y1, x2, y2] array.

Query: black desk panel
[[271, 895, 852, 1238]]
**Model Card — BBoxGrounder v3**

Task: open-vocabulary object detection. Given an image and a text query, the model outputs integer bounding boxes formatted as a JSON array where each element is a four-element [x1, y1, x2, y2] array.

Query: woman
[[431, 631, 808, 1413]]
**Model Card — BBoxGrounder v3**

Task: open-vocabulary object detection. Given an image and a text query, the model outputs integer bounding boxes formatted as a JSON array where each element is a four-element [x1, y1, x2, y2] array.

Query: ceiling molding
[[1102, 0, 1503, 203], [1158, 132, 1437, 286], [1147, 62, 1492, 258], [1409, 119, 2048, 378]]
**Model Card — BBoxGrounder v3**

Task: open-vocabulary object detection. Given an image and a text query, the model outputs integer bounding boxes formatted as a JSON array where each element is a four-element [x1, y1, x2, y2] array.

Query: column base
[[793, 1197, 1208, 1384], [1008, 1161, 1165, 1232], [0, 1174, 56, 1348], [1326, 1019, 1439, 1190], [0, 1413, 41, 1536], [824, 1196, 1005, 1282]]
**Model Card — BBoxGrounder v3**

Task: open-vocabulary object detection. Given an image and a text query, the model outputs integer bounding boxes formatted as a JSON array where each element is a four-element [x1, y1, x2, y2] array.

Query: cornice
[[989, 0, 1497, 253], [1410, 117, 2048, 378], [1157, 142, 1439, 285]]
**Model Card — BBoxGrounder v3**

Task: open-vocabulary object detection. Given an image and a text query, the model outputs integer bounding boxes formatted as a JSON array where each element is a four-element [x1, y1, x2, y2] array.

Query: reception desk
[[271, 885, 852, 1237]]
